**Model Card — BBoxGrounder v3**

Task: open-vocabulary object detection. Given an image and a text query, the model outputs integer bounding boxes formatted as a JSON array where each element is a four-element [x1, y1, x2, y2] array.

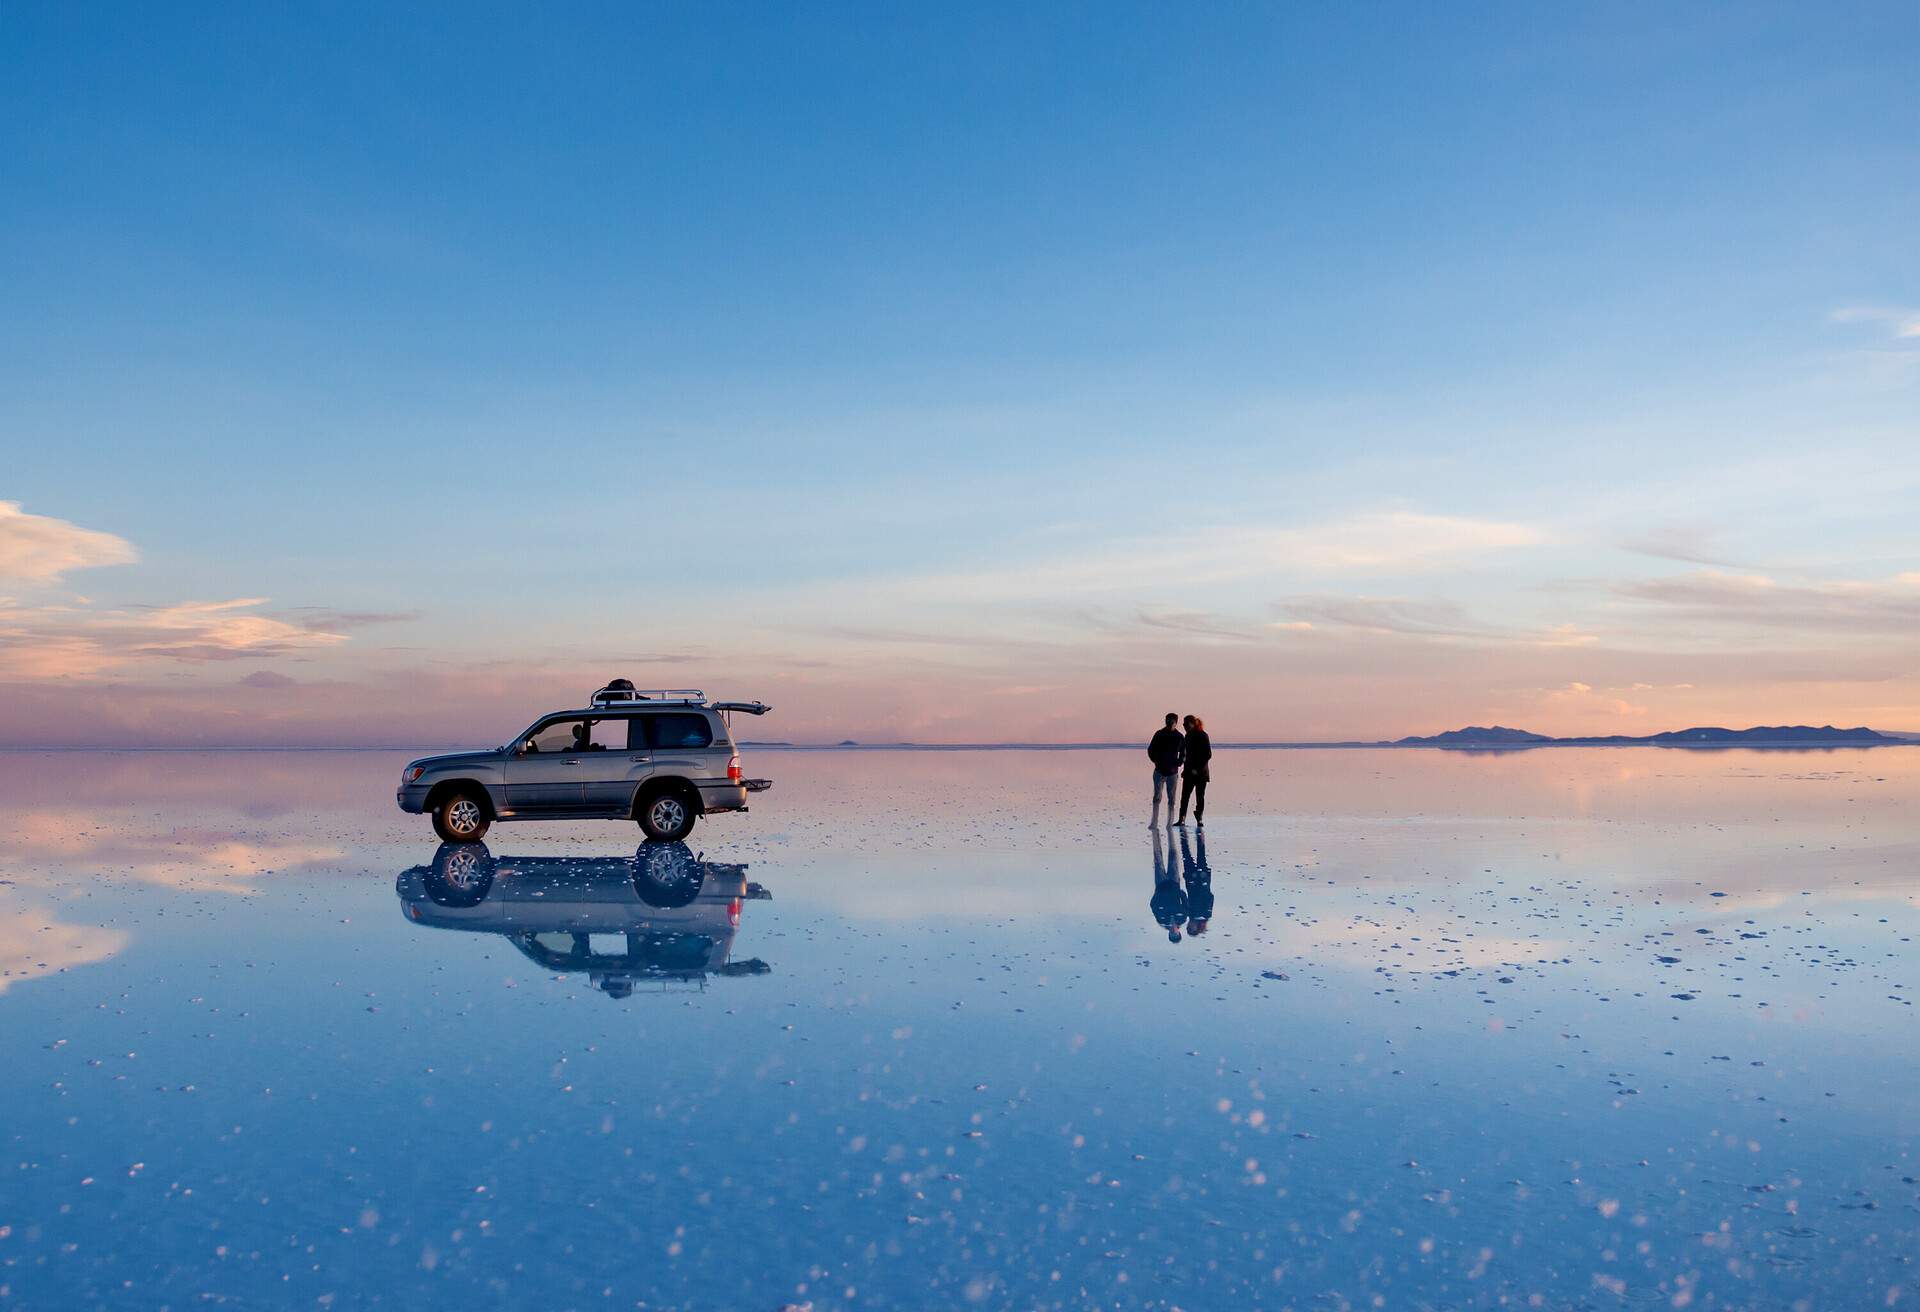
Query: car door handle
[[628, 755, 649, 763], [562, 758, 582, 765]]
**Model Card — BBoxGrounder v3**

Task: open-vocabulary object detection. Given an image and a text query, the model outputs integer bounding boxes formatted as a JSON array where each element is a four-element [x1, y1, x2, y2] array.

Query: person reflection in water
[[1151, 826, 1189, 942], [1179, 827, 1214, 936]]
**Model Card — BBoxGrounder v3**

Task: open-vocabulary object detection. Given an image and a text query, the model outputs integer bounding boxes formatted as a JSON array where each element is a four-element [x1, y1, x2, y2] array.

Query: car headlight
[[404, 765, 425, 783]]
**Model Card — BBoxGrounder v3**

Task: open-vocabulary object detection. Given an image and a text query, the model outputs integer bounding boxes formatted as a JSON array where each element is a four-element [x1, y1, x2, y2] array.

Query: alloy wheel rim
[[449, 799, 481, 833], [651, 798, 685, 831]]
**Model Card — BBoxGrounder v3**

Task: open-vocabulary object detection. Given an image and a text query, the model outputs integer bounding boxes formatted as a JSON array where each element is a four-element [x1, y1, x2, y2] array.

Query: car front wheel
[[433, 790, 491, 843], [638, 790, 696, 842]]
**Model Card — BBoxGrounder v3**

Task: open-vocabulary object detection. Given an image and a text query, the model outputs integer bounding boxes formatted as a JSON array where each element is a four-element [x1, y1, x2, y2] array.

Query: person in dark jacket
[[1175, 715, 1212, 826], [1146, 712, 1185, 826]]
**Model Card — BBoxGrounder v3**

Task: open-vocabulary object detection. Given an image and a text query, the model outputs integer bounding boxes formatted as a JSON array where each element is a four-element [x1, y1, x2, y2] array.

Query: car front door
[[503, 718, 591, 813], [580, 716, 651, 813]]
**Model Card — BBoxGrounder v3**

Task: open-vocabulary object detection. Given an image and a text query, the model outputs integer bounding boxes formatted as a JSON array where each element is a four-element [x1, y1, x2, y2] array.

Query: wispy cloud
[[855, 511, 1543, 604], [1617, 524, 1745, 568], [1827, 305, 1920, 386], [0, 597, 349, 677], [0, 501, 137, 583], [129, 599, 352, 661], [0, 508, 378, 679], [1271, 595, 1595, 646], [282, 608, 420, 632], [1134, 608, 1262, 642], [1538, 680, 1649, 719], [1831, 305, 1920, 338], [1614, 569, 1920, 635]]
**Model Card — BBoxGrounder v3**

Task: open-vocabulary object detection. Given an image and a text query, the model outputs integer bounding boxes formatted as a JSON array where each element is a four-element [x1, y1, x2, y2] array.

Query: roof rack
[[589, 685, 707, 707]]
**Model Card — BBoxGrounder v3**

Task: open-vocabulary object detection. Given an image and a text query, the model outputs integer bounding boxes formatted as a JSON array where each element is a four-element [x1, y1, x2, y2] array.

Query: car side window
[[524, 719, 585, 754], [644, 713, 713, 749], [584, 719, 626, 751]]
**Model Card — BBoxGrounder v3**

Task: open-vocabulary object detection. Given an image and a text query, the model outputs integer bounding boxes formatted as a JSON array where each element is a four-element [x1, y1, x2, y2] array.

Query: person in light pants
[[1146, 712, 1185, 825]]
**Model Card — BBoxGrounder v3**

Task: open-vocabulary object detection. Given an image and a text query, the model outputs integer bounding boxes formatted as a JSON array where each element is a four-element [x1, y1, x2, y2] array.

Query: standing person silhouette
[[1150, 826, 1188, 943], [1146, 712, 1185, 826], [1175, 714, 1212, 827]]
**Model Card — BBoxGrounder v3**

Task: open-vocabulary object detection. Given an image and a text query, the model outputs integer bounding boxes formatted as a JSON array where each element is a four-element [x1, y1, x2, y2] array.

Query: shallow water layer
[[1, 746, 1915, 1310]]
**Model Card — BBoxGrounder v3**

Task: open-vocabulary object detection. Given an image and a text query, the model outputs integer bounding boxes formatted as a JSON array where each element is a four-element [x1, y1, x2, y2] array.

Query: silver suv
[[395, 683, 772, 843]]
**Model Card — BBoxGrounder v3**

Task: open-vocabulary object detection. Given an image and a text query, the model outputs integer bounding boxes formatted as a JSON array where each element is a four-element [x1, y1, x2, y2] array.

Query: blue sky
[[2, 2, 1917, 744]]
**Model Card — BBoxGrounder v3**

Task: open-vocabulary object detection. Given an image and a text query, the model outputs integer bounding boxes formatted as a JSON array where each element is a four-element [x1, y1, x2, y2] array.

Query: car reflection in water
[[397, 841, 770, 998]]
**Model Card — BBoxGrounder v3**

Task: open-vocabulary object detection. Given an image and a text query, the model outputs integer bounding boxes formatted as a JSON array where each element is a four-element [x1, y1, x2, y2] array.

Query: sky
[[2, 1, 1917, 746]]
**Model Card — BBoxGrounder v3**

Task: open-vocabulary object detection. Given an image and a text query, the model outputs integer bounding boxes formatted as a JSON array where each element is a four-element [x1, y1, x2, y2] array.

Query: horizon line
[[1, 738, 1914, 754]]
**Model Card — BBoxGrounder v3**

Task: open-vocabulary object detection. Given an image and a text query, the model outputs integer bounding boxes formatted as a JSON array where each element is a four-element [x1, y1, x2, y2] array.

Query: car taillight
[[727, 754, 742, 782], [728, 897, 741, 927]]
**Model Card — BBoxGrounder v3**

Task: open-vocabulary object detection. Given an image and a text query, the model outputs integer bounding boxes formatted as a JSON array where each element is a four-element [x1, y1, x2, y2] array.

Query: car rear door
[[640, 711, 723, 787], [580, 716, 651, 814]]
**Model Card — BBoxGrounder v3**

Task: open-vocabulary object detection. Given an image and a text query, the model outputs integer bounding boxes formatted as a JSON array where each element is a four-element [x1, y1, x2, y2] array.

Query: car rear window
[[641, 713, 713, 749]]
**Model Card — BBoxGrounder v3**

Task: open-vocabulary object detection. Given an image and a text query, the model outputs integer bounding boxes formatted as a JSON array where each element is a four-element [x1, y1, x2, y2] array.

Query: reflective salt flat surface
[[1, 748, 1916, 1311]]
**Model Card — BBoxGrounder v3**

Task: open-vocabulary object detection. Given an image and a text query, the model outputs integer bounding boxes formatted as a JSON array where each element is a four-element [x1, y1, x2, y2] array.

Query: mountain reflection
[[396, 842, 770, 998]]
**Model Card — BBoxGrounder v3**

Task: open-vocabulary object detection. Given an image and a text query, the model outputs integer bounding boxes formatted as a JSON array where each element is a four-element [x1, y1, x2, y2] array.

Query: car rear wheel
[[433, 791, 491, 843], [638, 789, 696, 842], [633, 841, 704, 908]]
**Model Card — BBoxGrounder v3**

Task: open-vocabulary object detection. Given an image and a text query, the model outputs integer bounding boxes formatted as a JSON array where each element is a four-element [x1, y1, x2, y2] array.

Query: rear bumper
[[697, 778, 766, 814]]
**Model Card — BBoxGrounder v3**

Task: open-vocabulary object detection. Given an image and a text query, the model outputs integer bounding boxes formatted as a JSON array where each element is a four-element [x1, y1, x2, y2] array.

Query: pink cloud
[[0, 596, 349, 678], [0, 501, 137, 583]]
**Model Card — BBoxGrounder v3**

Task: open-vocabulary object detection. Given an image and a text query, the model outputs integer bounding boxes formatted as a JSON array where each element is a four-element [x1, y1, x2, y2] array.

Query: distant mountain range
[[1394, 724, 1908, 748]]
